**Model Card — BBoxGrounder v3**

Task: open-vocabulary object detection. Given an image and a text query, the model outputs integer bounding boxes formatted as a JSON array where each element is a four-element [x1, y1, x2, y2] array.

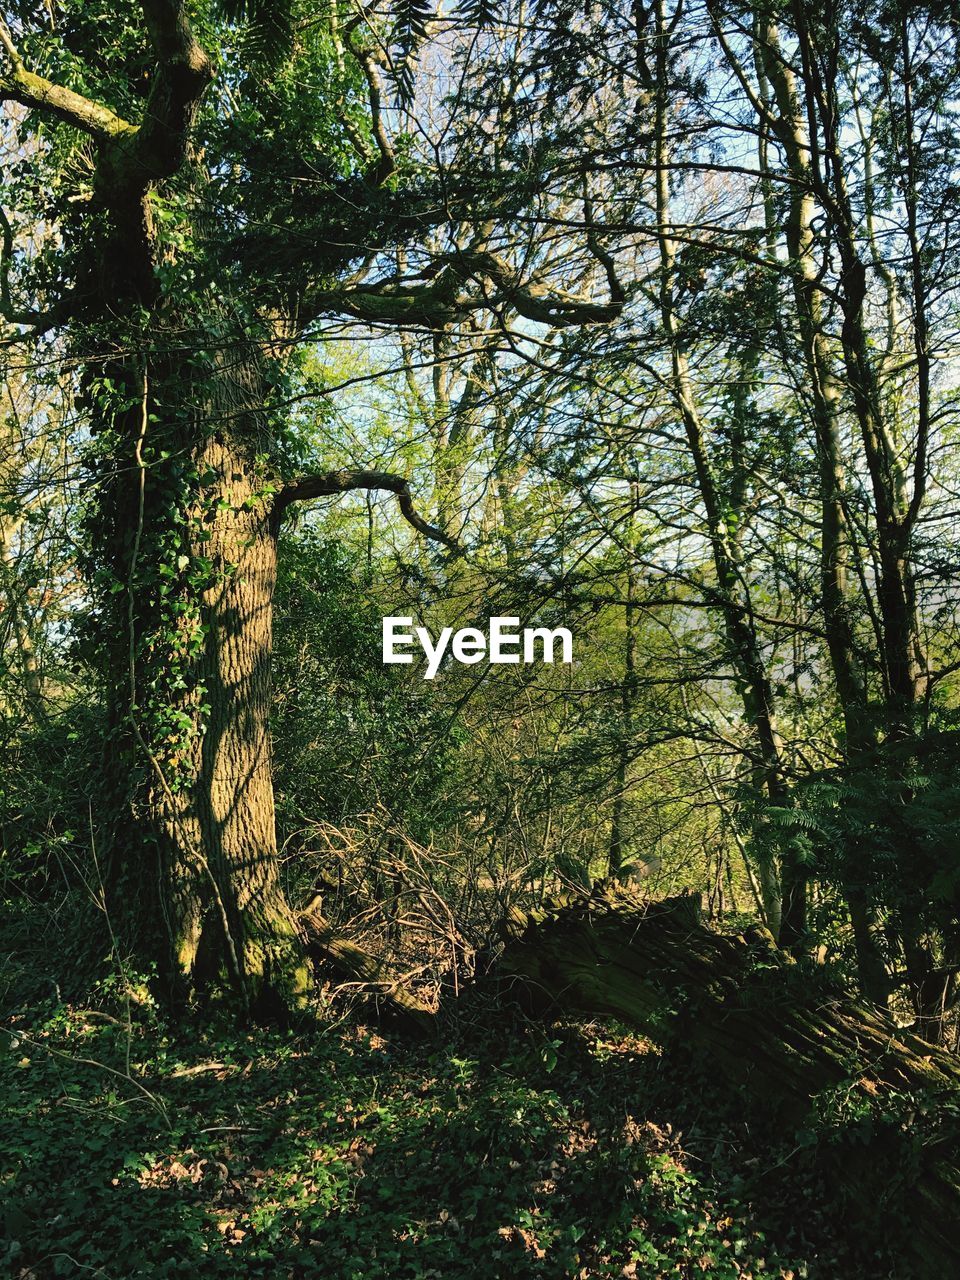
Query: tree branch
[[302, 248, 625, 331], [0, 15, 136, 140], [461, 249, 624, 327], [303, 272, 466, 328], [0, 3, 211, 185], [131, 0, 213, 180], [274, 469, 460, 551], [354, 44, 395, 184]]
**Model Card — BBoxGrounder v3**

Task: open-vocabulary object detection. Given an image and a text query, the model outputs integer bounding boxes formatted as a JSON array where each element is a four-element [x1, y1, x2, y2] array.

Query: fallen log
[[299, 899, 435, 1034], [500, 885, 960, 1276]]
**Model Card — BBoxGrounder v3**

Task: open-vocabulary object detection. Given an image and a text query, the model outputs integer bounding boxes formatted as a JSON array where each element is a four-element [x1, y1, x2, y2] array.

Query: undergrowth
[[0, 979, 901, 1280]]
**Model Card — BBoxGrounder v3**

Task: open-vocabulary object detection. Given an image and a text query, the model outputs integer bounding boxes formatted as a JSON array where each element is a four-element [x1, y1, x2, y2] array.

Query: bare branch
[[274, 469, 460, 551]]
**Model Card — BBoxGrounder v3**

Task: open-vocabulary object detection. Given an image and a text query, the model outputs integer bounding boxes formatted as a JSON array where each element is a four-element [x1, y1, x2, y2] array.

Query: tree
[[477, 0, 960, 1025], [0, 0, 622, 1010]]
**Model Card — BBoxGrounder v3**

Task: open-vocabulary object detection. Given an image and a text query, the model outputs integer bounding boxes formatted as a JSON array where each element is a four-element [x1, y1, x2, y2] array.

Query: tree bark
[[90, 341, 310, 1011]]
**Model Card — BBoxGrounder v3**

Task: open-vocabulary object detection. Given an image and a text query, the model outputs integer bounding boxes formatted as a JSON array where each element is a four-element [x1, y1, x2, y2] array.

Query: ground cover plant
[[2, 985, 885, 1280]]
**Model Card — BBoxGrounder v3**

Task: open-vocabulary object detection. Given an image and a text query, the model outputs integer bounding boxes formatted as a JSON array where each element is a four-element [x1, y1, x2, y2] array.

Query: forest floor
[[0, 973, 909, 1280]]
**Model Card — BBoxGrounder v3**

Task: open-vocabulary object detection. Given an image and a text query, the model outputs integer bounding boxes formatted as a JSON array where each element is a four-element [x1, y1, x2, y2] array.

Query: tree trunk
[[783, 9, 944, 1030], [653, 0, 803, 946], [752, 18, 891, 1004], [169, 436, 306, 1006], [608, 478, 638, 877], [501, 886, 960, 1275], [94, 344, 309, 1012]]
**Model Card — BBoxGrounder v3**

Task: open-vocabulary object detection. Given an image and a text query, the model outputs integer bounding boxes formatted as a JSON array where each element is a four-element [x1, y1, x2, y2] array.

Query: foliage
[[0, 997, 866, 1279], [273, 533, 465, 841]]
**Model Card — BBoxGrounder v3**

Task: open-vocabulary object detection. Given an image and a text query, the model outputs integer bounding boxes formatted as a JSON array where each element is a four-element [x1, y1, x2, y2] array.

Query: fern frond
[[391, 0, 434, 105], [214, 0, 298, 73]]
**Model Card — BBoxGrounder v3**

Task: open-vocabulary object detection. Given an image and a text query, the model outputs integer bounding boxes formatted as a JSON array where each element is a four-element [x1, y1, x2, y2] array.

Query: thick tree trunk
[[95, 348, 309, 1012], [164, 436, 307, 1005], [501, 886, 960, 1275]]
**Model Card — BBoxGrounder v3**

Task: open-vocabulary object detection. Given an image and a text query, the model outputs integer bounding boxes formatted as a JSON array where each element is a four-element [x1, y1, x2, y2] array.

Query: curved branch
[[274, 469, 460, 551], [461, 249, 624, 327]]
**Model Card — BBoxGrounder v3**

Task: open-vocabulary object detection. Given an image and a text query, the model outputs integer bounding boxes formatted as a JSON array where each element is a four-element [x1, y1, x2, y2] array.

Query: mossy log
[[500, 886, 960, 1275], [299, 901, 435, 1034]]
